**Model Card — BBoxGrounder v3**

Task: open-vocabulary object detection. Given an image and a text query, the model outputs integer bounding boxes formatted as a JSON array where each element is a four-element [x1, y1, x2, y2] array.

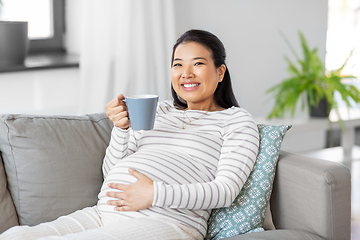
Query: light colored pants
[[0, 207, 201, 240]]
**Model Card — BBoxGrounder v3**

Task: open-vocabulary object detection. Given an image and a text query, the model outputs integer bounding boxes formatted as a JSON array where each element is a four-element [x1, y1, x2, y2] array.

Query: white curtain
[[78, 0, 176, 114]]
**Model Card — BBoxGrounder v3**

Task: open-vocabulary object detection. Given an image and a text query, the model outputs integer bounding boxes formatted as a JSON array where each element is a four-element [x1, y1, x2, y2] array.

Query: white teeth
[[183, 83, 199, 88]]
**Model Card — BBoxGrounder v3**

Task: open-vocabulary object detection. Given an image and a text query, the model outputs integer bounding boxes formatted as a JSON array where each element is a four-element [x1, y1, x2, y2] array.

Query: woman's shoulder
[[222, 106, 257, 128], [220, 106, 254, 119], [157, 100, 175, 113]]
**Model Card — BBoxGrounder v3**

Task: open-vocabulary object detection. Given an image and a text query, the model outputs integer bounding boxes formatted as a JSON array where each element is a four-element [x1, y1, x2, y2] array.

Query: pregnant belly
[[97, 147, 213, 208]]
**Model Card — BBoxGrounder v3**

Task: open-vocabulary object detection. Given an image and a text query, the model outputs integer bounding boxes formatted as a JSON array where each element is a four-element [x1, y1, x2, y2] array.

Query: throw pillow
[[0, 113, 113, 226], [205, 124, 291, 240]]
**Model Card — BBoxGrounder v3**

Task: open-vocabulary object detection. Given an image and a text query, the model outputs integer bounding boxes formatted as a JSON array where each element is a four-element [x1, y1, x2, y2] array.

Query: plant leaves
[[266, 30, 358, 122]]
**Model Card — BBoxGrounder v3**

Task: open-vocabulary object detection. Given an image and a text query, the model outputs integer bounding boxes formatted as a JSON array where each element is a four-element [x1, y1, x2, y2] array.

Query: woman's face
[[171, 41, 226, 110]]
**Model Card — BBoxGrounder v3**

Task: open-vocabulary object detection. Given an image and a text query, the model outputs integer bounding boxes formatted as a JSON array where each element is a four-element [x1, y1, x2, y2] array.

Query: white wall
[[0, 0, 328, 119], [0, 69, 80, 115]]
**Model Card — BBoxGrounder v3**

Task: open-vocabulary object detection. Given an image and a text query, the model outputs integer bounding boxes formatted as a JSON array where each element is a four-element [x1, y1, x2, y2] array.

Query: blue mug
[[124, 95, 158, 130]]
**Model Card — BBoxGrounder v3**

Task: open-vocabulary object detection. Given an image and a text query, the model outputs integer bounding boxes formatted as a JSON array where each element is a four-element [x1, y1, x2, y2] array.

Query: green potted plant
[[266, 31, 360, 121]]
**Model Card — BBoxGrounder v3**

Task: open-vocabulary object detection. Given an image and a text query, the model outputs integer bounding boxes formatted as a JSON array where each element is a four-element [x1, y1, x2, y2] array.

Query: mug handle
[[119, 98, 128, 112]]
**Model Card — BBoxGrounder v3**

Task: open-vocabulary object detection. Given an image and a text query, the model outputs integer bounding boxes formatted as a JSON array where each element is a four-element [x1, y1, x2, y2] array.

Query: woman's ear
[[218, 64, 226, 82]]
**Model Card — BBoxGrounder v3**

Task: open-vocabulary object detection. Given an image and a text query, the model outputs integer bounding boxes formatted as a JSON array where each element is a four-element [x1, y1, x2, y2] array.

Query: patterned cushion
[[205, 124, 291, 240]]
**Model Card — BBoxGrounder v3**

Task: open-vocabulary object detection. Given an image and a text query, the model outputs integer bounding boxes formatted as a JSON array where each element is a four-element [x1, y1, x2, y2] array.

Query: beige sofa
[[0, 113, 351, 239]]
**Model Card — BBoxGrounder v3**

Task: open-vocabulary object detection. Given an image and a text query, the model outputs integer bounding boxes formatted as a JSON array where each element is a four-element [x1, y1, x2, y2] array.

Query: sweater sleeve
[[102, 127, 140, 178], [152, 110, 259, 209]]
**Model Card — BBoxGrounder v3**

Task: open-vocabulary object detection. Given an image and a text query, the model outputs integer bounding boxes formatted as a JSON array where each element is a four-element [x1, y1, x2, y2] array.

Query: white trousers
[[0, 207, 201, 240]]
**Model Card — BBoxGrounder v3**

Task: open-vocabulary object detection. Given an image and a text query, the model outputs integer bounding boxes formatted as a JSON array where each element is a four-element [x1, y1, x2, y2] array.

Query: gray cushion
[[0, 113, 113, 226], [263, 205, 275, 230], [0, 154, 19, 233]]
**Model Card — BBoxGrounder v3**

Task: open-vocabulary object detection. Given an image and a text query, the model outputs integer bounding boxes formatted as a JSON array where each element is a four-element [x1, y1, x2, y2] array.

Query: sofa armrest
[[270, 150, 351, 240]]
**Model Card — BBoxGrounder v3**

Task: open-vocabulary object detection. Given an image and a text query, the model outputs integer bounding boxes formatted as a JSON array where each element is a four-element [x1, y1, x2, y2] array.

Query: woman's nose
[[182, 66, 194, 78]]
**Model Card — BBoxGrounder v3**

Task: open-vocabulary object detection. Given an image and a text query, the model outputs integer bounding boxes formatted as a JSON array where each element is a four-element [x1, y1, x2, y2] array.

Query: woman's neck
[[186, 102, 224, 112]]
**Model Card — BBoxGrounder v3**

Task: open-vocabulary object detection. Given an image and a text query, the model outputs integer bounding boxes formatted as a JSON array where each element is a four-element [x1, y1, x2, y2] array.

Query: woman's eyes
[[172, 62, 204, 67]]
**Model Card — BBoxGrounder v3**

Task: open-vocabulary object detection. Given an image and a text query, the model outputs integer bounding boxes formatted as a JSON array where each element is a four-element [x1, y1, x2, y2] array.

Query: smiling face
[[171, 41, 226, 111]]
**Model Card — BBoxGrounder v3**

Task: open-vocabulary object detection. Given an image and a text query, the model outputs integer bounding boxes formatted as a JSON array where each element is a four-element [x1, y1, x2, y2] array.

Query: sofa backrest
[[0, 113, 113, 228]]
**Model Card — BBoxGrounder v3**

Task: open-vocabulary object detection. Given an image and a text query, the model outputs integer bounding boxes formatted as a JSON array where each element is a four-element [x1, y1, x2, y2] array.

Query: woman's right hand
[[106, 94, 130, 129]]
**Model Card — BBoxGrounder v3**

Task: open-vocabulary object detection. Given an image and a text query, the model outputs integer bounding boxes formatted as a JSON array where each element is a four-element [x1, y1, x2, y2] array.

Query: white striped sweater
[[97, 100, 259, 238]]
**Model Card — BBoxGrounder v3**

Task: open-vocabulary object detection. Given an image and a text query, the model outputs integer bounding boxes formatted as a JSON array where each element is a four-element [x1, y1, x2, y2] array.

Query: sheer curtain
[[78, 0, 176, 114]]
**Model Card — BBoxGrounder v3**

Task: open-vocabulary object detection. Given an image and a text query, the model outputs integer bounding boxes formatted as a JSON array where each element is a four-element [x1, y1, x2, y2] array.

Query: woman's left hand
[[106, 168, 154, 211]]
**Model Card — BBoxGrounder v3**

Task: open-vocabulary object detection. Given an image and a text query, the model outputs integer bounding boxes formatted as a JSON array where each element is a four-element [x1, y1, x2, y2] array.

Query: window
[[0, 0, 65, 53], [326, 0, 360, 77]]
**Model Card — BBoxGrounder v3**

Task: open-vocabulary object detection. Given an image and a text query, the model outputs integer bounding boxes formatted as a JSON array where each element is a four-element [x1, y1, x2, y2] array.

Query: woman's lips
[[181, 83, 200, 91]]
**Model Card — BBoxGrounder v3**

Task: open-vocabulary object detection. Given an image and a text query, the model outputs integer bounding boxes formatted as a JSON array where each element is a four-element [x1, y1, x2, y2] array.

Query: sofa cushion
[[0, 113, 113, 226], [263, 204, 275, 230], [0, 154, 19, 233], [205, 124, 291, 240]]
